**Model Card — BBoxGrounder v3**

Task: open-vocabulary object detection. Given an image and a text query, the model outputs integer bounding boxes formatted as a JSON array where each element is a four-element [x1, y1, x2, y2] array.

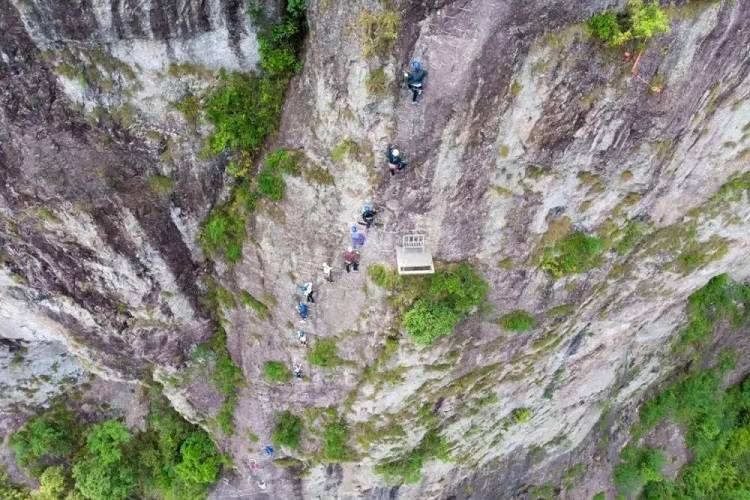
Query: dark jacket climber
[[404, 60, 427, 103], [361, 204, 377, 228], [386, 146, 408, 176], [343, 247, 360, 273]]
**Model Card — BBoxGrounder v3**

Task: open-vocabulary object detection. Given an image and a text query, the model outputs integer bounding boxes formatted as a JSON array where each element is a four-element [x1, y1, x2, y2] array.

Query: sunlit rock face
[[2, 0, 750, 498]]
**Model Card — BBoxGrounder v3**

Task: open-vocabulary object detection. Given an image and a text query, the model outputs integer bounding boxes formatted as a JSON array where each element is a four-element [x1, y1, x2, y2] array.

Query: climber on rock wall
[[360, 204, 377, 229], [404, 60, 427, 104], [296, 330, 308, 347], [351, 225, 366, 250], [298, 281, 314, 303], [386, 146, 408, 176], [343, 247, 360, 273], [296, 302, 308, 321]]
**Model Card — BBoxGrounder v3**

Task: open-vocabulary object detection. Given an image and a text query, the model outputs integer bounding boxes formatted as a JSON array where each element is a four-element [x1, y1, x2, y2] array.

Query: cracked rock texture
[[2, 0, 750, 499]]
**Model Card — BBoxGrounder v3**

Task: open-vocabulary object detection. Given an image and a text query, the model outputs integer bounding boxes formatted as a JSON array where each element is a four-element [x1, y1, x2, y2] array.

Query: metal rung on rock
[[396, 234, 435, 275]]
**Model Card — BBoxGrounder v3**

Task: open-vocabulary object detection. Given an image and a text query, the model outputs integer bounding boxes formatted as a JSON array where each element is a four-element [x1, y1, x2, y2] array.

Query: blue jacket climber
[[297, 302, 309, 320], [404, 60, 428, 103], [351, 225, 366, 249]]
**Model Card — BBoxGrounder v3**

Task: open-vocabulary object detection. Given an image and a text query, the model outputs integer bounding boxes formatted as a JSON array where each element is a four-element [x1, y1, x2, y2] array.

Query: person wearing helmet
[[296, 330, 308, 347], [386, 145, 408, 176], [298, 281, 314, 303], [343, 246, 360, 273], [404, 60, 428, 104], [351, 225, 366, 250], [360, 204, 377, 228]]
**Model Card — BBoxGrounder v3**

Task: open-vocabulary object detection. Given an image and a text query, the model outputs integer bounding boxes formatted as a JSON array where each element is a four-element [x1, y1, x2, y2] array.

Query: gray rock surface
[[1, 0, 750, 498]]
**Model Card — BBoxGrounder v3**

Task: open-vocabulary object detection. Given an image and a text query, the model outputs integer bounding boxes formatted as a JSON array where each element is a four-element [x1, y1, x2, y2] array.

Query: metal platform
[[396, 234, 435, 275]]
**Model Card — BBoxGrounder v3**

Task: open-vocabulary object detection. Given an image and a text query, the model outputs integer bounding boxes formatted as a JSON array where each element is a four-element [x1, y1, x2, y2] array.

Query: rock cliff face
[[2, 0, 750, 498]]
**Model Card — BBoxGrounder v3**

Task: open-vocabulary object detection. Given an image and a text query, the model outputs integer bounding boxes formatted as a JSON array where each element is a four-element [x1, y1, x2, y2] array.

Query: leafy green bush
[[678, 274, 750, 348], [36, 465, 68, 500], [588, 0, 670, 48], [323, 422, 350, 462], [240, 291, 270, 320], [402, 300, 459, 345], [369, 263, 488, 346], [365, 67, 390, 96], [10, 407, 79, 475], [264, 361, 292, 383], [357, 10, 400, 58], [8, 391, 224, 500], [199, 202, 247, 263], [0, 465, 30, 499], [257, 168, 286, 200], [309, 338, 345, 368], [613, 445, 666, 497], [499, 310, 536, 332], [72, 420, 137, 500], [272, 411, 303, 449], [174, 433, 223, 485], [541, 231, 603, 277], [367, 264, 401, 289], [375, 430, 449, 484]]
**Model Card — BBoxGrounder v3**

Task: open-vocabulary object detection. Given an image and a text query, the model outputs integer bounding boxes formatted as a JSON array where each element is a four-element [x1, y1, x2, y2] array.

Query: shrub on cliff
[[272, 411, 303, 449], [10, 407, 79, 476], [499, 310, 536, 332], [369, 263, 488, 346], [264, 361, 292, 383], [589, 0, 669, 48], [541, 231, 603, 277]]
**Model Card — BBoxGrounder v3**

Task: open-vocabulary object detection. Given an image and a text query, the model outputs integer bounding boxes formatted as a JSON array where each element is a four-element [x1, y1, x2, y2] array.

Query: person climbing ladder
[[404, 60, 427, 104]]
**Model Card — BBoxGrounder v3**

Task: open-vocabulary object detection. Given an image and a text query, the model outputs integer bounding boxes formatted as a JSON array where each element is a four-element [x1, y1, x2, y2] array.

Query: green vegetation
[[148, 174, 175, 195], [510, 407, 533, 424], [677, 274, 750, 349], [499, 310, 536, 332], [510, 80, 522, 97], [302, 164, 335, 185], [403, 300, 460, 345], [196, 2, 307, 264], [72, 420, 136, 500], [8, 392, 224, 499], [368, 263, 488, 345], [588, 0, 670, 48], [257, 148, 302, 201], [375, 430, 449, 484], [0, 465, 29, 499], [611, 274, 750, 498], [264, 361, 292, 383], [322, 422, 350, 462], [193, 328, 243, 434], [357, 10, 400, 58], [240, 290, 271, 320], [9, 407, 78, 476], [541, 231, 603, 278], [272, 411, 303, 449], [614, 445, 666, 497], [330, 138, 360, 163], [366, 67, 390, 96], [308, 338, 345, 368]]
